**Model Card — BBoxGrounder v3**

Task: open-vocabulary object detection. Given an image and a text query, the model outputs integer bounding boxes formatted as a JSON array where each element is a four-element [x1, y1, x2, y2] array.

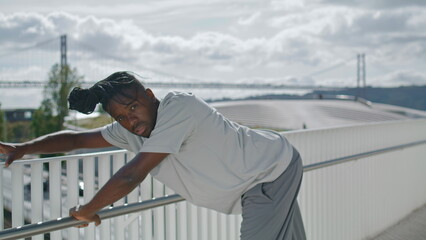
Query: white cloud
[[238, 11, 261, 26], [0, 12, 57, 45], [373, 70, 426, 86], [317, 8, 426, 46], [269, 0, 307, 11], [1, 0, 426, 110], [0, 65, 48, 81], [0, 3, 426, 89], [318, 0, 426, 9]]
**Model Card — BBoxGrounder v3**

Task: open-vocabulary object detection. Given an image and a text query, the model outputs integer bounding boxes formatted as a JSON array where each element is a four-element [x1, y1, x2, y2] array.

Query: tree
[[32, 64, 83, 137], [31, 99, 59, 137], [44, 64, 83, 129], [0, 103, 6, 141]]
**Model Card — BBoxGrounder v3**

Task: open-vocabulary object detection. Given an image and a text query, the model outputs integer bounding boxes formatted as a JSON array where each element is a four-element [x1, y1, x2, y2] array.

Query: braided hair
[[68, 71, 145, 114]]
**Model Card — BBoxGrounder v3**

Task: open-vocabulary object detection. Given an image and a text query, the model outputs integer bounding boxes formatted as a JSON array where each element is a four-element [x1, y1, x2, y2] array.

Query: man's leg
[[240, 149, 306, 240]]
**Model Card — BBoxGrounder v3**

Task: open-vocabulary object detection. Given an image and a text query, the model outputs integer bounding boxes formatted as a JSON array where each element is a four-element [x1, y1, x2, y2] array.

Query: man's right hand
[[0, 129, 112, 168], [0, 142, 25, 167]]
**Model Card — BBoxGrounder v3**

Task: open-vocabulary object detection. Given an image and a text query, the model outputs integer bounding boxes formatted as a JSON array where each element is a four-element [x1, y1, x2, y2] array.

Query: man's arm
[[69, 151, 169, 226], [0, 128, 112, 167]]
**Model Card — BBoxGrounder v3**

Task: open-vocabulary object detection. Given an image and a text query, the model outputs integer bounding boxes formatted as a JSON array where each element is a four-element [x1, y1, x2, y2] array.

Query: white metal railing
[[1, 119, 426, 240], [1, 139, 425, 240], [285, 119, 426, 240], [1, 150, 242, 240]]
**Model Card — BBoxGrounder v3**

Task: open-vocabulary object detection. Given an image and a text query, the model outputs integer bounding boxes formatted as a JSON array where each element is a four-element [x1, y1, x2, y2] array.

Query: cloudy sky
[[0, 0, 426, 107]]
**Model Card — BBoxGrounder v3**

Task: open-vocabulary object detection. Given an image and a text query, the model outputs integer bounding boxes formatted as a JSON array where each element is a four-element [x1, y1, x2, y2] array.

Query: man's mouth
[[133, 123, 146, 136]]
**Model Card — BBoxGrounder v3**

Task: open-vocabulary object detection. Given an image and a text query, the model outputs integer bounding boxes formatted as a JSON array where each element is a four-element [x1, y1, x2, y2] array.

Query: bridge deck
[[372, 203, 426, 240]]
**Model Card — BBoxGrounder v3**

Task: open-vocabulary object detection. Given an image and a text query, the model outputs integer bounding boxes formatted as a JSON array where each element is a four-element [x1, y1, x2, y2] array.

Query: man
[[0, 71, 306, 239]]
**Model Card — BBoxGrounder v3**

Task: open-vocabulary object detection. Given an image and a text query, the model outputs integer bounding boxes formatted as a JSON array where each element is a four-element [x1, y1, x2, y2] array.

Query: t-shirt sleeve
[[101, 122, 133, 151], [141, 94, 196, 154]]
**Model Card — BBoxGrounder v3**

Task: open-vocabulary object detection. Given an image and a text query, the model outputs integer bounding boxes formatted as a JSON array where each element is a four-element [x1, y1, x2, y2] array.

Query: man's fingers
[[94, 214, 101, 226], [69, 205, 80, 215], [0, 153, 8, 166], [77, 223, 89, 228], [69, 206, 78, 218], [69, 205, 101, 227], [4, 153, 17, 168], [5, 156, 13, 168]]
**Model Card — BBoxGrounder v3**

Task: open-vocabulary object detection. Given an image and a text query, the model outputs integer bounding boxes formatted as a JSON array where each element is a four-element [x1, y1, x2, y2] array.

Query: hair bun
[[68, 87, 99, 114]]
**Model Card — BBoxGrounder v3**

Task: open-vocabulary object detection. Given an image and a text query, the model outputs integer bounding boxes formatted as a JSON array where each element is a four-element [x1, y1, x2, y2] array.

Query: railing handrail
[[303, 139, 426, 171], [0, 138, 425, 240], [0, 195, 185, 240], [0, 149, 128, 166]]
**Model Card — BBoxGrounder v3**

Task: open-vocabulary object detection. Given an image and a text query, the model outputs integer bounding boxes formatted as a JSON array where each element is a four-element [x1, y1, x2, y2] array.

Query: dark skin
[[0, 87, 169, 227], [1, 129, 111, 167]]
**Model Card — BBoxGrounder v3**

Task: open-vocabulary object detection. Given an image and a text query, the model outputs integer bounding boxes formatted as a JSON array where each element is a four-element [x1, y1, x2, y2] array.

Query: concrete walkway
[[372, 203, 426, 240], [212, 99, 424, 130]]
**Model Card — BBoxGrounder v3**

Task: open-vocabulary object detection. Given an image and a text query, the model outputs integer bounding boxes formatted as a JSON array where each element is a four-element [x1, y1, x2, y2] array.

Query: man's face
[[107, 88, 158, 138]]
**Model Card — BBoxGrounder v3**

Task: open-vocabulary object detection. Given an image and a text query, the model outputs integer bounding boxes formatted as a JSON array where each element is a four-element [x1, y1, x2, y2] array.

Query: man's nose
[[128, 114, 138, 126]]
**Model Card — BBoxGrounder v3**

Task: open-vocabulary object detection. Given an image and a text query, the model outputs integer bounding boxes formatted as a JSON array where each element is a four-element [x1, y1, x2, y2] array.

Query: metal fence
[[1, 119, 426, 240]]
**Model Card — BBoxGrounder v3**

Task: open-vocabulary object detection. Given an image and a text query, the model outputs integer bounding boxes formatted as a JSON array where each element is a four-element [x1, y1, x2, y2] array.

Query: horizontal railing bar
[[0, 139, 424, 239], [303, 139, 426, 172], [0, 149, 127, 166], [0, 194, 184, 240]]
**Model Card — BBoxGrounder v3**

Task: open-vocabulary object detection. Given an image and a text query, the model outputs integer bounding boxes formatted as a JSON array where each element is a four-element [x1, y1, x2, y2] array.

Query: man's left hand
[[69, 205, 101, 228]]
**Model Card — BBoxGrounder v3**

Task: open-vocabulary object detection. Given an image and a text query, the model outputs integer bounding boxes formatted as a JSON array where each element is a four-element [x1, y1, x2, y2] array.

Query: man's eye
[[130, 105, 136, 110], [117, 117, 123, 122]]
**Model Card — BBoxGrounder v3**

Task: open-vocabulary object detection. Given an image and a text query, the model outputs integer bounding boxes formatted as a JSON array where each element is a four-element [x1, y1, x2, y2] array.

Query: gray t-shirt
[[101, 91, 293, 214]]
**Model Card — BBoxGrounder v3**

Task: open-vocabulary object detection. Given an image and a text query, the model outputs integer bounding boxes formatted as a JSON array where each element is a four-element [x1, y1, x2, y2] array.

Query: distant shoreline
[[209, 85, 426, 111]]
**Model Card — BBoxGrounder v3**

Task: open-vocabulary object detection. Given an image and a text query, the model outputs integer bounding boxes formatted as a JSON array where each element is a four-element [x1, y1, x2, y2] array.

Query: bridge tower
[[60, 35, 67, 68], [357, 53, 366, 99]]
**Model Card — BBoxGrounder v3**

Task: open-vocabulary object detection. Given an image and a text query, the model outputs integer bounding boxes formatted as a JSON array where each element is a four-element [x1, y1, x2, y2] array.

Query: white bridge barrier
[[1, 119, 426, 240]]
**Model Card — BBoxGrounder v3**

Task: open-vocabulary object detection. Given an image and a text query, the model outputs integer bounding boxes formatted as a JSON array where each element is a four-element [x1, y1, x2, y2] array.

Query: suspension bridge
[[0, 35, 358, 91], [0, 80, 341, 91]]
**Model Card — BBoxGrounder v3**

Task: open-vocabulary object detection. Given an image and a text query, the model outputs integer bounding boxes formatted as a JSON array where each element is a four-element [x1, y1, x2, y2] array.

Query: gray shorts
[[240, 148, 306, 240]]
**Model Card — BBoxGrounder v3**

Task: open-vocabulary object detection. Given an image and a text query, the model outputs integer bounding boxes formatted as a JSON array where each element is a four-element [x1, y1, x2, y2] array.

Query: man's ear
[[145, 88, 156, 100]]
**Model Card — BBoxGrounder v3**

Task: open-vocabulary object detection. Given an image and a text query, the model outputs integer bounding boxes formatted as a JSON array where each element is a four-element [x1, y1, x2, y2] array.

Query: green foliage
[[32, 100, 65, 158], [0, 104, 34, 142], [0, 104, 6, 141], [7, 121, 33, 142], [32, 64, 83, 139], [32, 99, 61, 137], [43, 64, 83, 129], [67, 114, 113, 129]]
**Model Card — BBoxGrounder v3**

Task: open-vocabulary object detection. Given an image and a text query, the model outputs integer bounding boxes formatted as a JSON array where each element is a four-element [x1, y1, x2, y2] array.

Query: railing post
[[176, 201, 187, 240], [153, 178, 165, 239], [217, 213, 227, 240], [11, 164, 24, 240], [98, 155, 111, 240], [165, 186, 177, 240], [112, 153, 125, 240], [187, 203, 198, 240], [0, 164, 4, 231], [126, 152, 140, 240], [207, 210, 217, 240], [31, 162, 44, 240], [198, 207, 208, 240], [83, 157, 96, 240], [141, 176, 153, 240], [226, 213, 233, 240], [66, 158, 79, 240], [49, 161, 62, 239]]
